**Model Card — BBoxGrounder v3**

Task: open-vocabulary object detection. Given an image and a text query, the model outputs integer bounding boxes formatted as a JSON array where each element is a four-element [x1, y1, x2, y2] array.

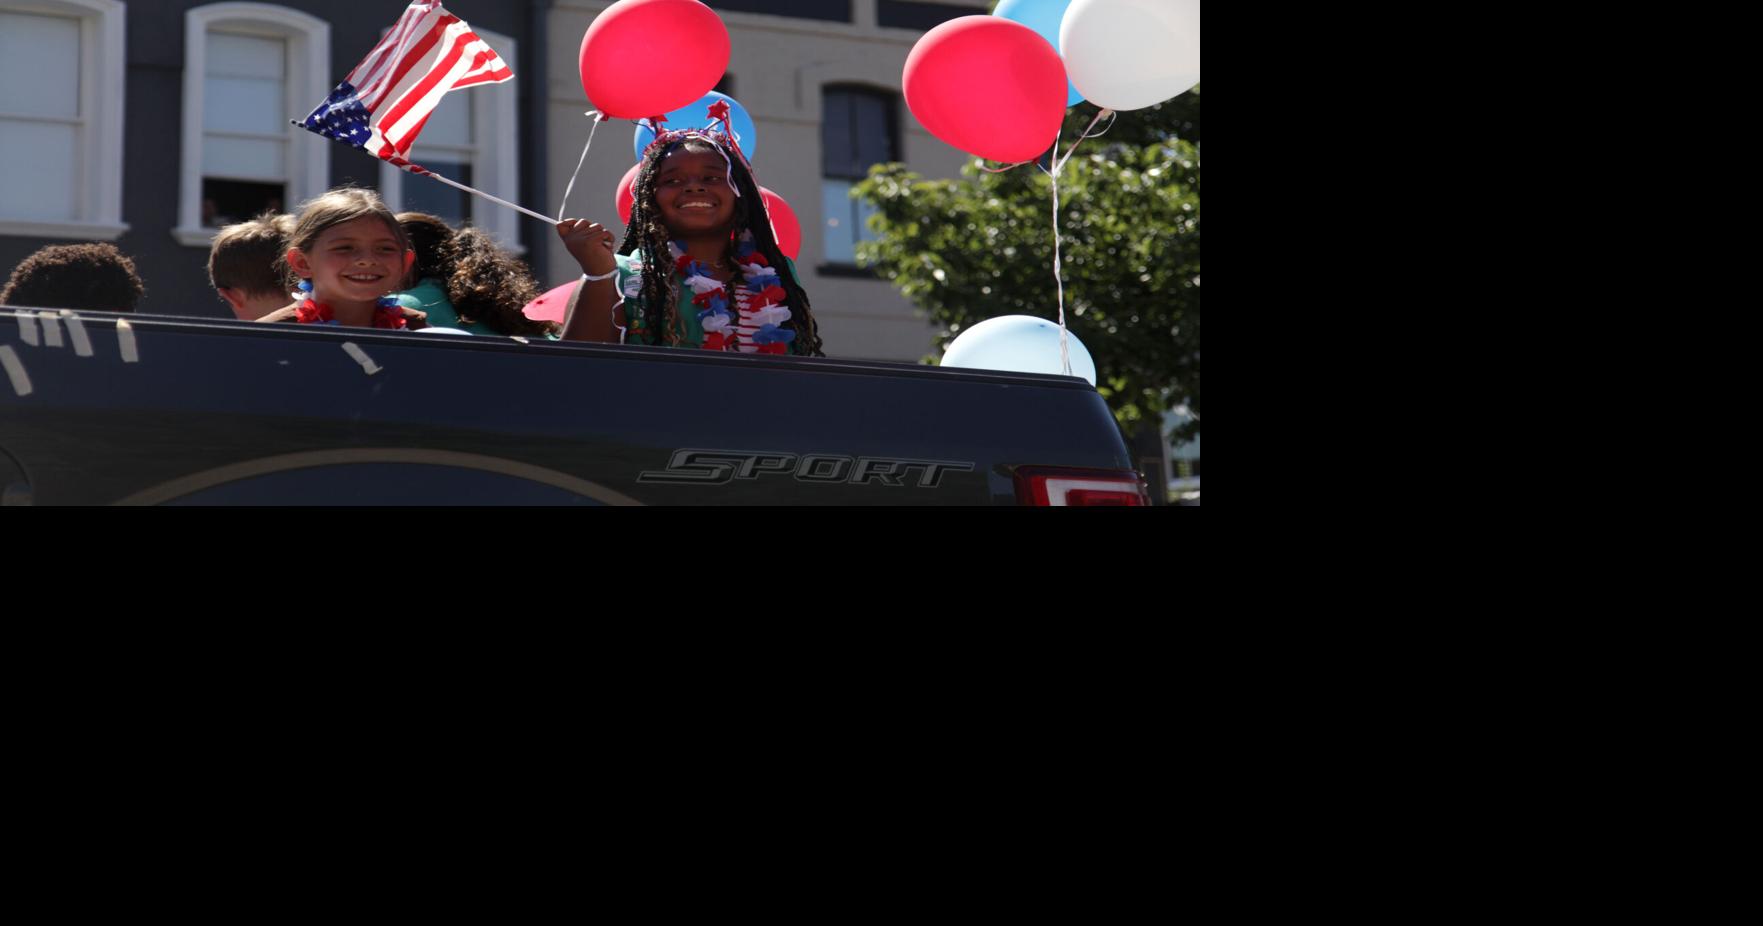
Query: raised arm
[[556, 219, 621, 343]]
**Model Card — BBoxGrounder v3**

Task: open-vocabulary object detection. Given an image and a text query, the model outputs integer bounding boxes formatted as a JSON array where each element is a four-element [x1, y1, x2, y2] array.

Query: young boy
[[207, 213, 295, 320], [0, 242, 144, 313]]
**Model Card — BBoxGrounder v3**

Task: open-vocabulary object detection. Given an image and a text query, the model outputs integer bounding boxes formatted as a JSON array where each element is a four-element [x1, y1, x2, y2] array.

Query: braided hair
[[621, 135, 823, 356]]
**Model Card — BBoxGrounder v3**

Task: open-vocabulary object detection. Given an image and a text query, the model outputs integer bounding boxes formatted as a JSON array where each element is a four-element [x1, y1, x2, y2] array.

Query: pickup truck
[[1, 307, 1148, 505]]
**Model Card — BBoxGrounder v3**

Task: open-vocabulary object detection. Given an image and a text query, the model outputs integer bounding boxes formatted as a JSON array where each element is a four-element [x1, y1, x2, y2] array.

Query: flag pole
[[288, 120, 560, 225], [417, 169, 558, 224]]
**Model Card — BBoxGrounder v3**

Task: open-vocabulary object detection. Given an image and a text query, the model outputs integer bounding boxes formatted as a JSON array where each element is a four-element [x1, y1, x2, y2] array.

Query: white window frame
[[0, 0, 126, 240], [379, 29, 522, 255], [175, 2, 329, 247]]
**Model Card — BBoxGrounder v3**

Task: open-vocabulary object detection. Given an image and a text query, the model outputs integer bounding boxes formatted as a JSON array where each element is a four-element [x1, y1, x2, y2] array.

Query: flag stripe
[[348, 4, 440, 97], [351, 5, 445, 99], [360, 13, 454, 111], [376, 21, 476, 130], [345, 7, 417, 88], [378, 33, 511, 154], [377, 25, 478, 153], [449, 49, 514, 88]]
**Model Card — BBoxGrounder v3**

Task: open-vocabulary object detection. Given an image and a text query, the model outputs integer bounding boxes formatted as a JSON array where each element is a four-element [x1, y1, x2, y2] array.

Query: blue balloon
[[940, 315, 1098, 385], [632, 91, 759, 162], [993, 0, 1084, 107]]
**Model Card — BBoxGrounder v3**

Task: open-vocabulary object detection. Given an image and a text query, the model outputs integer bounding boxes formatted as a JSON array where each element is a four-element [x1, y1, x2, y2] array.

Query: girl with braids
[[396, 212, 559, 338], [556, 126, 822, 355]]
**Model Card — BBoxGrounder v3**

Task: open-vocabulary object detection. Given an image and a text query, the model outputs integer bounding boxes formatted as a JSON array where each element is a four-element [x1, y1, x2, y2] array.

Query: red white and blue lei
[[292, 281, 407, 329], [624, 230, 795, 353]]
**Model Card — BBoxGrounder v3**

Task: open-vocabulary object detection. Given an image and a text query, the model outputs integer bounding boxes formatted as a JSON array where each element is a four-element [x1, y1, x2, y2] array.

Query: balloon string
[[1051, 159, 1070, 377], [1056, 108, 1112, 173], [1046, 109, 1112, 378], [557, 111, 607, 220], [1080, 109, 1118, 141]]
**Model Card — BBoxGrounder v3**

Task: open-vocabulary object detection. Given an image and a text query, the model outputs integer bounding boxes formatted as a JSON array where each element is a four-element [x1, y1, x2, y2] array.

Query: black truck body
[[1, 308, 1140, 505]]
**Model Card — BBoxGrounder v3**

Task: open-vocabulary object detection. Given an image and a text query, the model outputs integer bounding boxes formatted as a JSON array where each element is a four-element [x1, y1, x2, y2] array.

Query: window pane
[[853, 193, 880, 245], [202, 178, 286, 227], [0, 12, 80, 119], [402, 159, 472, 225], [208, 33, 285, 80], [852, 93, 893, 164], [822, 179, 855, 264], [205, 76, 286, 136], [204, 135, 286, 180], [821, 90, 853, 177], [0, 119, 77, 220]]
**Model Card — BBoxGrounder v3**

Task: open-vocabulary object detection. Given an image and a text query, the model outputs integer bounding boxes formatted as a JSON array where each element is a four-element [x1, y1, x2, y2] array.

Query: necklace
[[295, 294, 407, 329], [669, 232, 795, 354]]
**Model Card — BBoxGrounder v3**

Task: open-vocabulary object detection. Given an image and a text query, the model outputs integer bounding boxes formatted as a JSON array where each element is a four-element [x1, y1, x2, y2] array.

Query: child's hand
[[401, 306, 429, 330], [557, 219, 616, 278]]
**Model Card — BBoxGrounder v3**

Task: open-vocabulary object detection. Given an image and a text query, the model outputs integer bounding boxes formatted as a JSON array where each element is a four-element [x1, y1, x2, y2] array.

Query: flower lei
[[292, 281, 407, 329], [667, 231, 795, 354]]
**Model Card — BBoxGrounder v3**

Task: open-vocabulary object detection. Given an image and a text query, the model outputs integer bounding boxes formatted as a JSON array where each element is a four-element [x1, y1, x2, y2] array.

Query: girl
[[397, 212, 559, 338], [257, 188, 424, 329], [557, 126, 823, 355]]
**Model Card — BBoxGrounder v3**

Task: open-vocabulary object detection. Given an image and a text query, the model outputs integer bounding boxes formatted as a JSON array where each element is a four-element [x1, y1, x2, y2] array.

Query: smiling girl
[[556, 127, 822, 355], [257, 189, 425, 329]]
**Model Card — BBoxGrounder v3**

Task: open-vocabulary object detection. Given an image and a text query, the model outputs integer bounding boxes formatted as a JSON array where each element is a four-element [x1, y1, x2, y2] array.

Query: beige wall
[[547, 0, 974, 361]]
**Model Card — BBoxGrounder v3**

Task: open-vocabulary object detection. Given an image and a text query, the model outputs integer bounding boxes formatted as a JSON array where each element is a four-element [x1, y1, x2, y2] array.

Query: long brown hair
[[397, 212, 558, 338]]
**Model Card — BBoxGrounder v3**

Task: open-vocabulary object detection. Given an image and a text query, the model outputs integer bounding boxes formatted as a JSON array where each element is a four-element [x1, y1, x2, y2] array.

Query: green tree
[[852, 90, 1200, 440]]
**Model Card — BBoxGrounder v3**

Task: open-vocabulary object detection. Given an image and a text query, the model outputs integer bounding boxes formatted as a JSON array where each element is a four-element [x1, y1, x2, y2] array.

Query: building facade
[[1, 0, 987, 357], [0, 0, 543, 317]]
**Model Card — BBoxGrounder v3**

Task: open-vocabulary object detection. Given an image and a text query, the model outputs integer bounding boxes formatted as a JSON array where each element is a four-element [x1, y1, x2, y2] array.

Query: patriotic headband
[[640, 100, 754, 194]]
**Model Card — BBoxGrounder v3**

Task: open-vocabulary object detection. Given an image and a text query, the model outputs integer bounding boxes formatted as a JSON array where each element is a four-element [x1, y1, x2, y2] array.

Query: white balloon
[[1060, 0, 1199, 112], [940, 315, 1098, 386]]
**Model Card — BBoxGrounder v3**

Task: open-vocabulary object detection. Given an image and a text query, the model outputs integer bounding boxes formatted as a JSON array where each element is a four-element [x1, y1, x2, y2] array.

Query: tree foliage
[[852, 90, 1200, 437]]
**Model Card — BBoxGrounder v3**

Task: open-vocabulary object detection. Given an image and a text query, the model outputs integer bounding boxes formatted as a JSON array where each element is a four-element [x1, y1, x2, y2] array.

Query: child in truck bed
[[257, 188, 426, 329], [555, 111, 822, 356], [1, 243, 144, 314]]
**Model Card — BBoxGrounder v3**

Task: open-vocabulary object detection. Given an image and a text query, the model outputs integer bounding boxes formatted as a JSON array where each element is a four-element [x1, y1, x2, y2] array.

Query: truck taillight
[[1013, 467, 1150, 506]]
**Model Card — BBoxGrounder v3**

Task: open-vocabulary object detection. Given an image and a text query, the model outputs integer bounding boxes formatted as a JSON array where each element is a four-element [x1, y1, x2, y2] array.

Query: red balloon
[[760, 187, 801, 260], [580, 0, 729, 119], [615, 163, 641, 225], [903, 16, 1068, 163], [522, 280, 580, 324]]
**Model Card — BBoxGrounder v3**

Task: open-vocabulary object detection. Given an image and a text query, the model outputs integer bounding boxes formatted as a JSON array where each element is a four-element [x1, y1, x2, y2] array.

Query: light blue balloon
[[940, 315, 1098, 385], [632, 91, 759, 163], [993, 0, 1084, 107]]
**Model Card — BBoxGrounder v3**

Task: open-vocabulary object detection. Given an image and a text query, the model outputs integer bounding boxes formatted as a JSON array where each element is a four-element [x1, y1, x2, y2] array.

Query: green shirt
[[396, 277, 497, 336], [397, 276, 558, 340]]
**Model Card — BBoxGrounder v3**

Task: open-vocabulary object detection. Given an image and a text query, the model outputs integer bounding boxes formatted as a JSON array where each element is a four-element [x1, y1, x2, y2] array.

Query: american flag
[[297, 1, 513, 174]]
